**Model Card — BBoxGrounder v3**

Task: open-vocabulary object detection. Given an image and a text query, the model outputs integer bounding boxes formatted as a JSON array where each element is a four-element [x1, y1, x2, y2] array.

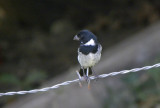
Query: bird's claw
[[76, 71, 83, 87], [86, 76, 91, 90], [76, 69, 91, 89]]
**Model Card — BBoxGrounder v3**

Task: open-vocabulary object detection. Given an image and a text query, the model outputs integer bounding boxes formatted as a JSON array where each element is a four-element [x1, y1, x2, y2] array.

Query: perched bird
[[73, 30, 102, 88]]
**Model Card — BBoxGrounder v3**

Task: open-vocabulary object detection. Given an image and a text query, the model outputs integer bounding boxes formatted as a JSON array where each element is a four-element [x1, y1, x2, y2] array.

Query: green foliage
[[120, 56, 160, 107], [0, 73, 20, 86], [147, 66, 160, 84], [0, 69, 47, 90], [23, 70, 47, 89]]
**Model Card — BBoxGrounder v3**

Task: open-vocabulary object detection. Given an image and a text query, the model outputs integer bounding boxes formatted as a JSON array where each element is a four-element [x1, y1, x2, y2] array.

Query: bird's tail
[[79, 67, 92, 77]]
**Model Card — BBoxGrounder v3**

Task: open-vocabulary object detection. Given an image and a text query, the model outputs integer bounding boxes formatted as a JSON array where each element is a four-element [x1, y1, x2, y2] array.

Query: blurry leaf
[[147, 56, 160, 88], [147, 68, 160, 82], [0, 73, 20, 86], [121, 73, 140, 87], [24, 70, 47, 88]]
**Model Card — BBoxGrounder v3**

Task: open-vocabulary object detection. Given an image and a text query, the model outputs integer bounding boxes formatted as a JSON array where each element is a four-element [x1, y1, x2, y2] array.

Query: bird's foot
[[76, 69, 91, 89], [86, 77, 91, 90], [85, 68, 91, 89], [84, 75, 90, 89], [76, 71, 82, 87]]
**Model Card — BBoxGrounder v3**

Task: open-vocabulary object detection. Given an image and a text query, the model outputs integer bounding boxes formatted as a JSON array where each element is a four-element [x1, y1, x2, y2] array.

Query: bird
[[73, 30, 102, 89]]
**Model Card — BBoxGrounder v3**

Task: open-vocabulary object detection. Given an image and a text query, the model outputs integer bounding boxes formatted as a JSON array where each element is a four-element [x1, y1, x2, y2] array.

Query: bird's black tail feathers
[[79, 67, 92, 77]]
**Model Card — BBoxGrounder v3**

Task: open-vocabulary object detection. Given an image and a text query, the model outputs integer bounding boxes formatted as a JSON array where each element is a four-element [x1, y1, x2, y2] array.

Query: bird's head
[[73, 30, 98, 45]]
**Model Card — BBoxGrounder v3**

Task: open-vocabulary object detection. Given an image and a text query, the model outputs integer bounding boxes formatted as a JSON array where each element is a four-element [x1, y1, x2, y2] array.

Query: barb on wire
[[0, 63, 160, 97]]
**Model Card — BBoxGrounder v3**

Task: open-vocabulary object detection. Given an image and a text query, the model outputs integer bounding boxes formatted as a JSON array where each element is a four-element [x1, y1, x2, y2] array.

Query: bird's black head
[[73, 30, 98, 44]]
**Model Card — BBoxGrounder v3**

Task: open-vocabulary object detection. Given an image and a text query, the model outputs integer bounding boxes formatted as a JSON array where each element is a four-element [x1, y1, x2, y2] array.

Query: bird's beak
[[73, 35, 80, 41]]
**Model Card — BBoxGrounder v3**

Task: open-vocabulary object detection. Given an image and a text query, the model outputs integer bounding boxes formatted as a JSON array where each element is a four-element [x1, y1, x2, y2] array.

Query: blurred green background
[[0, 0, 160, 108]]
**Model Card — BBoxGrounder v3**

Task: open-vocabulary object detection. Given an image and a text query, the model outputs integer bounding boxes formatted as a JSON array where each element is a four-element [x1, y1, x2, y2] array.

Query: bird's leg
[[91, 67, 99, 79], [82, 68, 87, 80], [86, 67, 89, 77], [86, 68, 91, 89], [76, 71, 82, 87]]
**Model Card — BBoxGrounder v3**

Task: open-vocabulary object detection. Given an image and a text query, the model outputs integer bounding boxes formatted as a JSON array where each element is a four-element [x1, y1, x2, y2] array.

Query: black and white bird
[[73, 30, 102, 88]]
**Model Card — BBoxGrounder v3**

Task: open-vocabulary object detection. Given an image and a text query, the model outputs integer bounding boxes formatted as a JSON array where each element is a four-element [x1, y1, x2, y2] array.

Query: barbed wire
[[0, 63, 160, 97]]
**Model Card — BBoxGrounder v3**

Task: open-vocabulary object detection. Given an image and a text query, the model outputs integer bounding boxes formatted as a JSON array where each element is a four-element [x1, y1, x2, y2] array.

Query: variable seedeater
[[73, 30, 102, 89]]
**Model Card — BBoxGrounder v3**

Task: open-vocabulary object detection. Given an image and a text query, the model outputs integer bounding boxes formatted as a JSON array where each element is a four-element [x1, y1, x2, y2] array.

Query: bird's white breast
[[78, 45, 102, 68]]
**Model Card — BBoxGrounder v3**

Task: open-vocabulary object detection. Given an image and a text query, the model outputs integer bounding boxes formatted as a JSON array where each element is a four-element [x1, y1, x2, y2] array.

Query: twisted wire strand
[[0, 63, 160, 97]]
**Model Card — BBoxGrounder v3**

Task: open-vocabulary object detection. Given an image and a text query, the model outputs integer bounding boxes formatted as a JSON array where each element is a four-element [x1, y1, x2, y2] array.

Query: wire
[[0, 63, 160, 97]]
